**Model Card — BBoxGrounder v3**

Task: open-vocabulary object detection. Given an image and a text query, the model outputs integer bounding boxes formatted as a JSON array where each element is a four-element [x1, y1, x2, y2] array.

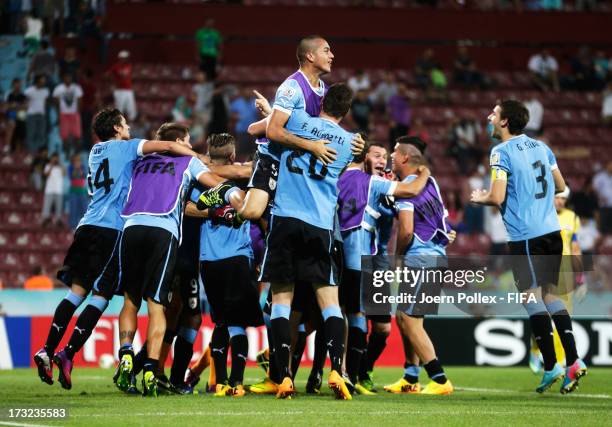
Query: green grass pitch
[[1, 367, 611, 426]]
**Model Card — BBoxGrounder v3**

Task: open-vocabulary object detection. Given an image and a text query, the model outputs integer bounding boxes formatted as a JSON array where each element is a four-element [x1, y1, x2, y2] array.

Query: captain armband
[[491, 168, 507, 181]]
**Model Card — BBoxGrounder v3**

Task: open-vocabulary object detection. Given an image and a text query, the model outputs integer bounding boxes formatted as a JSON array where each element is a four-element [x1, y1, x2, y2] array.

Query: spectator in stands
[[53, 72, 83, 154], [30, 147, 49, 191], [348, 69, 371, 93], [107, 50, 137, 121], [602, 81, 612, 125], [26, 40, 56, 85], [577, 216, 601, 277], [593, 161, 612, 233], [129, 113, 152, 139], [572, 175, 599, 220], [41, 152, 65, 228], [528, 49, 560, 92], [195, 18, 222, 81], [230, 87, 258, 157], [171, 95, 193, 124], [387, 83, 412, 147], [58, 46, 80, 81], [414, 48, 448, 101], [350, 89, 372, 134], [24, 74, 50, 152], [449, 113, 482, 174], [42, 0, 63, 35], [524, 95, 544, 136], [78, 69, 99, 148], [569, 46, 601, 91], [594, 50, 610, 83], [453, 46, 486, 89], [208, 85, 230, 135], [463, 160, 486, 233], [75, 1, 107, 63], [445, 191, 465, 232], [4, 78, 27, 153], [369, 71, 397, 112], [67, 154, 88, 229], [414, 49, 437, 89], [24, 266, 53, 290], [21, 11, 43, 56], [408, 117, 431, 146], [192, 71, 214, 144]]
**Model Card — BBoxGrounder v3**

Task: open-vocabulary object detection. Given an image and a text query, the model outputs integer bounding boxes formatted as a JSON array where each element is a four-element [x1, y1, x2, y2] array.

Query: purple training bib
[[410, 177, 451, 246], [288, 71, 326, 116], [122, 154, 192, 217], [337, 169, 372, 231]]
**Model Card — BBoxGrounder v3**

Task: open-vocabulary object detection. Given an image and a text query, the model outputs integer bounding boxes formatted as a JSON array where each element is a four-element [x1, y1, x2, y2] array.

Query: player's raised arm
[[254, 90, 272, 117], [267, 108, 337, 164], [141, 139, 199, 158], [392, 165, 431, 198], [206, 163, 253, 180]]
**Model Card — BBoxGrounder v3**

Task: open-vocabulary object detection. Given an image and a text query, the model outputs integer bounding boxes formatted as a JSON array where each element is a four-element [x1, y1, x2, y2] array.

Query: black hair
[[322, 83, 353, 119], [92, 108, 124, 141], [396, 135, 427, 154], [296, 35, 324, 65], [207, 133, 236, 161], [498, 99, 529, 135]]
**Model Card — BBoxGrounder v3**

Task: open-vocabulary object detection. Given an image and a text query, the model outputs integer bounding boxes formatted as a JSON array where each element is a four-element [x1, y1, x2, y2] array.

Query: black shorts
[[172, 254, 201, 316], [59, 225, 121, 298], [260, 216, 338, 286], [340, 268, 362, 314], [120, 225, 178, 307], [201, 256, 263, 328], [362, 269, 392, 318], [508, 231, 563, 291], [247, 151, 279, 199]]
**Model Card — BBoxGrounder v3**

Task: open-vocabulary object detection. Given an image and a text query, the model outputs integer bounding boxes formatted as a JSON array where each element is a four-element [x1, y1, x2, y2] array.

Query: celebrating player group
[[32, 35, 587, 399]]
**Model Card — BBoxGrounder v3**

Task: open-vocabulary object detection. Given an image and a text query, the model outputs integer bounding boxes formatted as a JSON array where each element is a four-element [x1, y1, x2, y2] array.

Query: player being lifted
[[115, 124, 238, 397], [471, 100, 587, 394], [201, 35, 364, 223], [33, 109, 202, 390], [258, 83, 355, 400]]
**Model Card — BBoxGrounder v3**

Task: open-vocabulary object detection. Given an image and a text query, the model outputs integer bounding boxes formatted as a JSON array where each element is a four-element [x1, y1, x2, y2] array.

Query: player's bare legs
[[35, 282, 87, 385], [116, 294, 139, 392], [146, 299, 166, 361], [396, 312, 436, 363], [238, 188, 269, 221]]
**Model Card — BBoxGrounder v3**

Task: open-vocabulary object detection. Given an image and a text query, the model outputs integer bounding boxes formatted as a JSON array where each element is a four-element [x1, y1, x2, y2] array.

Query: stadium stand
[[0, 2, 610, 288]]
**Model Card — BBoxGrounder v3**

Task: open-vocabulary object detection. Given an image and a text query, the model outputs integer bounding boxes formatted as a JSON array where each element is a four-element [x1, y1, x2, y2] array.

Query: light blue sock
[[321, 305, 342, 321]]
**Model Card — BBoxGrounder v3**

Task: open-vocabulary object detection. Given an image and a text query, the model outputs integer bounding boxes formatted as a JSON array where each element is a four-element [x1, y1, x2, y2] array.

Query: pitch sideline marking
[[0, 421, 59, 427], [457, 386, 611, 399]]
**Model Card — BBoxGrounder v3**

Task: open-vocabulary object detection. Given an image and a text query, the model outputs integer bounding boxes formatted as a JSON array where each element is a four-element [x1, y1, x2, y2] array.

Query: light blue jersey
[[123, 157, 208, 240], [259, 71, 326, 161], [341, 171, 396, 270], [272, 71, 325, 116], [490, 134, 560, 241], [272, 109, 354, 230], [79, 138, 145, 231], [190, 189, 253, 262]]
